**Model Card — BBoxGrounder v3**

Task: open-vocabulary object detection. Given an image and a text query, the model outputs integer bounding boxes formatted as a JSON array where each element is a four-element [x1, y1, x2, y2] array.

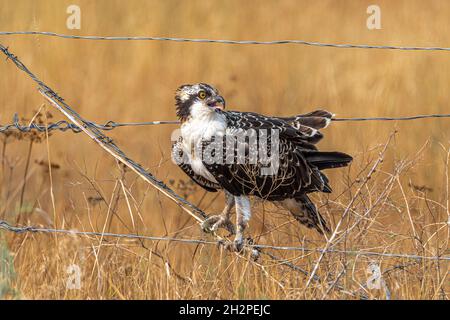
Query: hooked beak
[[207, 96, 225, 111]]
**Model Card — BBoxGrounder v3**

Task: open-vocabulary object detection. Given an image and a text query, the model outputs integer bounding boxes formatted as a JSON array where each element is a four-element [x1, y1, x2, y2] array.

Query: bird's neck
[[189, 103, 222, 121], [181, 108, 227, 143]]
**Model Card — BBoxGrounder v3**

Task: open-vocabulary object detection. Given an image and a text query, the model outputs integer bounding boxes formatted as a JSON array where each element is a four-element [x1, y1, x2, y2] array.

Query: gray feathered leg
[[233, 196, 251, 251], [201, 191, 236, 235]]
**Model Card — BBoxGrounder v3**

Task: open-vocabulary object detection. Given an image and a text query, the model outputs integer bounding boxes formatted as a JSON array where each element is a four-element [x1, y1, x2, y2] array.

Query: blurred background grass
[[0, 0, 448, 299], [1, 0, 449, 188]]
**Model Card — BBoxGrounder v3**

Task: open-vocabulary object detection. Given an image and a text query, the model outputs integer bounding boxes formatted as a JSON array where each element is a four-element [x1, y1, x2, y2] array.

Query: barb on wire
[[2, 112, 450, 134], [2, 31, 450, 52], [1, 220, 448, 261], [0, 113, 179, 133]]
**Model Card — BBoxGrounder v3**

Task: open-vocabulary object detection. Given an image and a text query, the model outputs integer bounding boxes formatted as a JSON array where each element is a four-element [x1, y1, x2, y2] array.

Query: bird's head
[[175, 83, 226, 121]]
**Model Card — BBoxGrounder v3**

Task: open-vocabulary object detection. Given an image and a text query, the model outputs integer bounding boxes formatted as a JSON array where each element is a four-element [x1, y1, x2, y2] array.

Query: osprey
[[172, 83, 352, 251]]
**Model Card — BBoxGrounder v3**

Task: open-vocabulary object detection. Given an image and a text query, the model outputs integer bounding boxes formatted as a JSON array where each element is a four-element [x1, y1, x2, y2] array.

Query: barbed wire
[[1, 31, 449, 135], [0, 113, 179, 133], [2, 31, 450, 52], [0, 37, 448, 296], [332, 114, 450, 121], [2, 112, 450, 134], [0, 42, 209, 222], [1, 220, 448, 261], [1, 41, 282, 271]]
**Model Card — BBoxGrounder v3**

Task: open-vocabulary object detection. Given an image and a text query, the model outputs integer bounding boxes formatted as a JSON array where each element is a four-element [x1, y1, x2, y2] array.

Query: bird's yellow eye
[[198, 91, 207, 99]]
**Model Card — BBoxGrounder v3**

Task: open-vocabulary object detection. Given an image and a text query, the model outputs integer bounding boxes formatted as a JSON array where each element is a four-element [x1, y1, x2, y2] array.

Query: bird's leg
[[201, 191, 235, 235], [233, 196, 251, 252]]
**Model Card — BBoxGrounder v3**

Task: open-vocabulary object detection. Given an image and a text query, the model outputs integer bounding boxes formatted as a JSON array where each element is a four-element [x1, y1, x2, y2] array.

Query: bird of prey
[[172, 83, 352, 251]]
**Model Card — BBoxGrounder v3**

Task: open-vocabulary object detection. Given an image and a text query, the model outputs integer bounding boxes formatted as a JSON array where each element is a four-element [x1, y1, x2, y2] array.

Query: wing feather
[[201, 111, 331, 200], [171, 140, 220, 192]]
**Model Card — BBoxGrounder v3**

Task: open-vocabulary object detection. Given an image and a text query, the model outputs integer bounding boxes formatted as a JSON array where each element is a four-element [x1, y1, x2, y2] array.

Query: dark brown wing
[[202, 111, 332, 200], [171, 140, 221, 192]]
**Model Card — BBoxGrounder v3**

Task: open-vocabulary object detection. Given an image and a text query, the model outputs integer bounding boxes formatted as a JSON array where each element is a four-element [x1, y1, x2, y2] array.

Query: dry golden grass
[[0, 0, 449, 299]]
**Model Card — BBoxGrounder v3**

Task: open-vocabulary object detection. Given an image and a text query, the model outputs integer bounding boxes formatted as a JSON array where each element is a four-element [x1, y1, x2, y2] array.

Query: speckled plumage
[[172, 83, 352, 240]]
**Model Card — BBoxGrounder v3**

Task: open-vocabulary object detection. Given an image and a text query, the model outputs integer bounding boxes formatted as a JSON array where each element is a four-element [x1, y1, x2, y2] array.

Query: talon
[[241, 237, 260, 260], [250, 248, 260, 261], [201, 215, 235, 235], [233, 236, 244, 252], [224, 241, 234, 251], [210, 221, 222, 232], [223, 220, 236, 236], [216, 239, 226, 248], [201, 221, 212, 233], [201, 215, 220, 233]]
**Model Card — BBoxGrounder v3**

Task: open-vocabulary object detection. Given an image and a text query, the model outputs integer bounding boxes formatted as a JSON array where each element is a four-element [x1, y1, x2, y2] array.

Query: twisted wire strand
[[2, 113, 450, 134], [2, 31, 450, 134], [0, 220, 448, 261], [332, 114, 450, 121], [2, 31, 450, 51], [0, 113, 179, 133], [0, 42, 208, 220]]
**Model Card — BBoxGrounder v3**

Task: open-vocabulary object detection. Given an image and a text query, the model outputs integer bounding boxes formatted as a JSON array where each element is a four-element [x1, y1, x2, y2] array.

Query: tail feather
[[280, 110, 333, 130], [281, 196, 331, 235], [295, 116, 330, 130], [294, 109, 333, 130], [304, 151, 352, 170], [299, 110, 334, 120], [279, 109, 333, 144]]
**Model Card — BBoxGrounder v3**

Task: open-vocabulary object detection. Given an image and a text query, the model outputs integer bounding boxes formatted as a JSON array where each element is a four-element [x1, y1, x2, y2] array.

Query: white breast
[[181, 104, 227, 183]]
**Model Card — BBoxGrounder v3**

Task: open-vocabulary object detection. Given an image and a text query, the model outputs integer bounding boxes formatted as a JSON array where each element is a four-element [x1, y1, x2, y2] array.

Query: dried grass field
[[0, 0, 449, 299]]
